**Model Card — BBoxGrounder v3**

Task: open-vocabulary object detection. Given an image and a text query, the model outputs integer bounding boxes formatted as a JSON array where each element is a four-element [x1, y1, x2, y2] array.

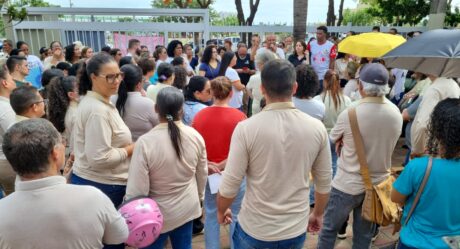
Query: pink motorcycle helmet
[[118, 197, 163, 248]]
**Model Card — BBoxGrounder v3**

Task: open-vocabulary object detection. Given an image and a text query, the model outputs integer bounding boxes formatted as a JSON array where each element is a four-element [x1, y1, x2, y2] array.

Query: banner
[[113, 33, 165, 55]]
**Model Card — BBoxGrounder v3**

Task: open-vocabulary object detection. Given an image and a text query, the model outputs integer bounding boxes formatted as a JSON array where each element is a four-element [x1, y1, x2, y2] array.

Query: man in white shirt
[[126, 38, 140, 57], [308, 26, 337, 92], [256, 34, 285, 60], [217, 60, 332, 248], [0, 118, 128, 249]]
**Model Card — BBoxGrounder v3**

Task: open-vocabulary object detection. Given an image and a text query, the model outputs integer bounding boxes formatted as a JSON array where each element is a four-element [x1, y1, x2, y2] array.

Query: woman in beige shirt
[[126, 87, 207, 249], [71, 53, 134, 212]]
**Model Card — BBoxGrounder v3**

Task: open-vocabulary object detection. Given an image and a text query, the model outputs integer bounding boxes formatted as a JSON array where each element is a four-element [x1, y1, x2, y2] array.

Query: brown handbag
[[348, 107, 401, 226]]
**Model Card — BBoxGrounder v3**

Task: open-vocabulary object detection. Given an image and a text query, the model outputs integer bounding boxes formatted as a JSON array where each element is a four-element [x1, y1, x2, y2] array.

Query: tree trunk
[[293, 0, 308, 42], [326, 0, 336, 26], [235, 0, 245, 26], [337, 0, 345, 26]]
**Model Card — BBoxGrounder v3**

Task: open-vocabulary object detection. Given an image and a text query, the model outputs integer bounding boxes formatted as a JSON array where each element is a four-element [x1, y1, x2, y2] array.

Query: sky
[[44, 0, 358, 24], [43, 0, 460, 25]]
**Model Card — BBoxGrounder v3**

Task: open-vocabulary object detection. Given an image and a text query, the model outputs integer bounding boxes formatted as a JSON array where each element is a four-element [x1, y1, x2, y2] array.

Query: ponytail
[[116, 81, 128, 117], [156, 87, 185, 159], [166, 114, 182, 158], [323, 70, 342, 111], [47, 76, 76, 132], [78, 61, 92, 96], [116, 64, 143, 117]]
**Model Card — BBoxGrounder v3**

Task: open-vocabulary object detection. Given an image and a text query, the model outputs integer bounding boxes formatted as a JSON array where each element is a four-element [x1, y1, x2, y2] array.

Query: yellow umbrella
[[339, 32, 406, 58]]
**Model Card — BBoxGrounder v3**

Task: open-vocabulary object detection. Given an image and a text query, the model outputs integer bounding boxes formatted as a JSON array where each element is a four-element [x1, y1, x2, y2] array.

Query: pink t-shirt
[[308, 40, 337, 80]]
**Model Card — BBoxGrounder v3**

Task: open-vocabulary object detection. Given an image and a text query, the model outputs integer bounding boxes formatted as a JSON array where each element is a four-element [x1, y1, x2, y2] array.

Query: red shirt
[[192, 106, 246, 163]]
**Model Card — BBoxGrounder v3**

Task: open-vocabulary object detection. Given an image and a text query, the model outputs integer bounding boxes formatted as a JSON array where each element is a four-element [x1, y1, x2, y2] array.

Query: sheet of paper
[[208, 173, 222, 194]]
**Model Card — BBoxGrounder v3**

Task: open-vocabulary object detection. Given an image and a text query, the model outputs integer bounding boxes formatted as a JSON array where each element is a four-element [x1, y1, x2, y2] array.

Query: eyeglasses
[[31, 99, 45, 107], [97, 72, 124, 84], [116, 53, 122, 56]]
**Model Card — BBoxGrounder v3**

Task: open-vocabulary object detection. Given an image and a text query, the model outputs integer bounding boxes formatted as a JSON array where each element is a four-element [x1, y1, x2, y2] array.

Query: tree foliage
[[361, 0, 430, 26], [341, 7, 378, 26], [445, 1, 460, 27]]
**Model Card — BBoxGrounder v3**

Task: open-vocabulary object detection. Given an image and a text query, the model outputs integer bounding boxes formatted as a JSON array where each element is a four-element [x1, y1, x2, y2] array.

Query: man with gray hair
[[0, 119, 129, 248], [317, 63, 402, 248], [246, 50, 277, 115], [218, 60, 332, 248]]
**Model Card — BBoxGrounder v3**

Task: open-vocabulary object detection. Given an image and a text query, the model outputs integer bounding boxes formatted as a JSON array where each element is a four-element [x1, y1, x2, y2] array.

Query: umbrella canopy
[[383, 29, 460, 78], [338, 32, 406, 58]]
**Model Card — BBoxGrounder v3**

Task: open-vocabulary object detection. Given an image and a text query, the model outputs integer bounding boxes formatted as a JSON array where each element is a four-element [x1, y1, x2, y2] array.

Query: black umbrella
[[382, 29, 460, 77]]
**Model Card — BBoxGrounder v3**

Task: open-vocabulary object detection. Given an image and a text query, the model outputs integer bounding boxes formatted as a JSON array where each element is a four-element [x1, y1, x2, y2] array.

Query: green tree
[[445, 0, 460, 27], [0, 0, 58, 37], [362, 0, 430, 26], [342, 8, 378, 26]]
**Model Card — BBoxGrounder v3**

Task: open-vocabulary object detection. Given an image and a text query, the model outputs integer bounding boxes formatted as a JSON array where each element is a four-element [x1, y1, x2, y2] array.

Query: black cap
[[359, 63, 389, 85]]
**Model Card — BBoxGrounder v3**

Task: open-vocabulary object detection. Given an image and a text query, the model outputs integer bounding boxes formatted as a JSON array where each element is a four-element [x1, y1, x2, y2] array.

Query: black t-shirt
[[233, 53, 255, 85], [288, 54, 307, 68]]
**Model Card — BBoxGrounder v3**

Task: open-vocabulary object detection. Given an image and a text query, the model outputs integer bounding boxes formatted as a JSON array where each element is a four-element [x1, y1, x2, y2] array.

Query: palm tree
[[326, 0, 336, 26], [337, 0, 345, 26], [293, 0, 308, 42]]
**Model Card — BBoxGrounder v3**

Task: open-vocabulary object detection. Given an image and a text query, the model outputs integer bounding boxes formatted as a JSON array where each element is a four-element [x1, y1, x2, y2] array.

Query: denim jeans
[[70, 173, 127, 249], [233, 222, 306, 249], [142, 221, 193, 249], [317, 188, 375, 249], [205, 180, 246, 249], [70, 173, 126, 208], [310, 139, 338, 205]]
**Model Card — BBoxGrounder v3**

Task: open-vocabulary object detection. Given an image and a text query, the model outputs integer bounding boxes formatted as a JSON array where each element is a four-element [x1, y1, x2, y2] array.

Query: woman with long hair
[[182, 76, 212, 125], [111, 64, 158, 142], [335, 52, 352, 88], [173, 66, 188, 91], [192, 76, 246, 249], [47, 76, 79, 159], [218, 51, 245, 109], [64, 44, 81, 65], [71, 53, 134, 217], [392, 98, 460, 249], [198, 45, 220, 80], [126, 87, 207, 249], [288, 40, 309, 67]]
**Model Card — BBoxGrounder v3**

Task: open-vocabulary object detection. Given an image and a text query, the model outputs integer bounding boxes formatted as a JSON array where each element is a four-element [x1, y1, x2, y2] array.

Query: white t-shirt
[[308, 40, 337, 80], [226, 67, 243, 108], [292, 97, 326, 121], [256, 47, 285, 60]]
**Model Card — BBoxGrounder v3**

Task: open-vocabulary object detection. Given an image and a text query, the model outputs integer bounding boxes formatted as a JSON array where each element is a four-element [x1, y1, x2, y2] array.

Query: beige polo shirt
[[330, 97, 402, 195], [0, 176, 128, 249], [73, 91, 132, 185], [125, 122, 207, 233], [411, 77, 460, 155], [219, 102, 332, 241]]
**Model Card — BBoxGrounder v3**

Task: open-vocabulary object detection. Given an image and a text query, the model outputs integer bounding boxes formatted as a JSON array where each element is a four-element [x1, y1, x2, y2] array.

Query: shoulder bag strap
[[403, 157, 433, 226], [348, 107, 373, 191]]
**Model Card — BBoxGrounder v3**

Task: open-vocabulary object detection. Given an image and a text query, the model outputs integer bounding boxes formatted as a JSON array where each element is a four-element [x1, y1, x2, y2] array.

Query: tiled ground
[[170, 139, 407, 249]]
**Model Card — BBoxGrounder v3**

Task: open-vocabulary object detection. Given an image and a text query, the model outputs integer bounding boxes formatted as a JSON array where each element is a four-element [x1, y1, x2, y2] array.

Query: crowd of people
[[0, 24, 459, 249]]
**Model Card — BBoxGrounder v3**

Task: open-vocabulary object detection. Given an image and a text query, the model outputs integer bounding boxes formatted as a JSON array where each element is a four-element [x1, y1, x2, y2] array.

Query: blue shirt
[[183, 101, 207, 126], [199, 62, 220, 80], [393, 156, 460, 249]]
